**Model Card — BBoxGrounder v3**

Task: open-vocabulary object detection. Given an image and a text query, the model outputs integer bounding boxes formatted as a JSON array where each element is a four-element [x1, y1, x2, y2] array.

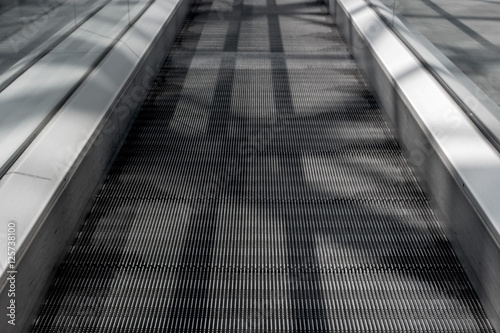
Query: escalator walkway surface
[[29, 0, 493, 331]]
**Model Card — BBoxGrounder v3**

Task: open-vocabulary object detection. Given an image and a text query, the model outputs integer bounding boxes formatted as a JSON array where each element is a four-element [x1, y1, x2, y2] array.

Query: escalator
[[28, 0, 494, 331]]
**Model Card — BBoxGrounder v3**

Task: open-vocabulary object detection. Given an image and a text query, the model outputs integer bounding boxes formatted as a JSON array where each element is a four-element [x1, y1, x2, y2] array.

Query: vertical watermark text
[[6, 221, 17, 326]]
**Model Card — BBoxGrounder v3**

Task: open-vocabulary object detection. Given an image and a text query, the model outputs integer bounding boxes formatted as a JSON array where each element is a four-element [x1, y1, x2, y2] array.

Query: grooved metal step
[[28, 0, 493, 331]]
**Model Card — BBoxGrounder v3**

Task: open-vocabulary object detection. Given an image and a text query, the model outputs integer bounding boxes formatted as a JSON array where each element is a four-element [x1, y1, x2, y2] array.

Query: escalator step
[[29, 0, 493, 331]]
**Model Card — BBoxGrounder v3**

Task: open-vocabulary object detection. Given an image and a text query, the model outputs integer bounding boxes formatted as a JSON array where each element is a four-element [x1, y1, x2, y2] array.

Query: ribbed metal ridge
[[29, 0, 493, 331]]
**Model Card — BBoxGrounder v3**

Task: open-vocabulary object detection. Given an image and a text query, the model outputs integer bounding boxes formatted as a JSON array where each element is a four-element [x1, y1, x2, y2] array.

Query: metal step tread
[[29, 0, 493, 331]]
